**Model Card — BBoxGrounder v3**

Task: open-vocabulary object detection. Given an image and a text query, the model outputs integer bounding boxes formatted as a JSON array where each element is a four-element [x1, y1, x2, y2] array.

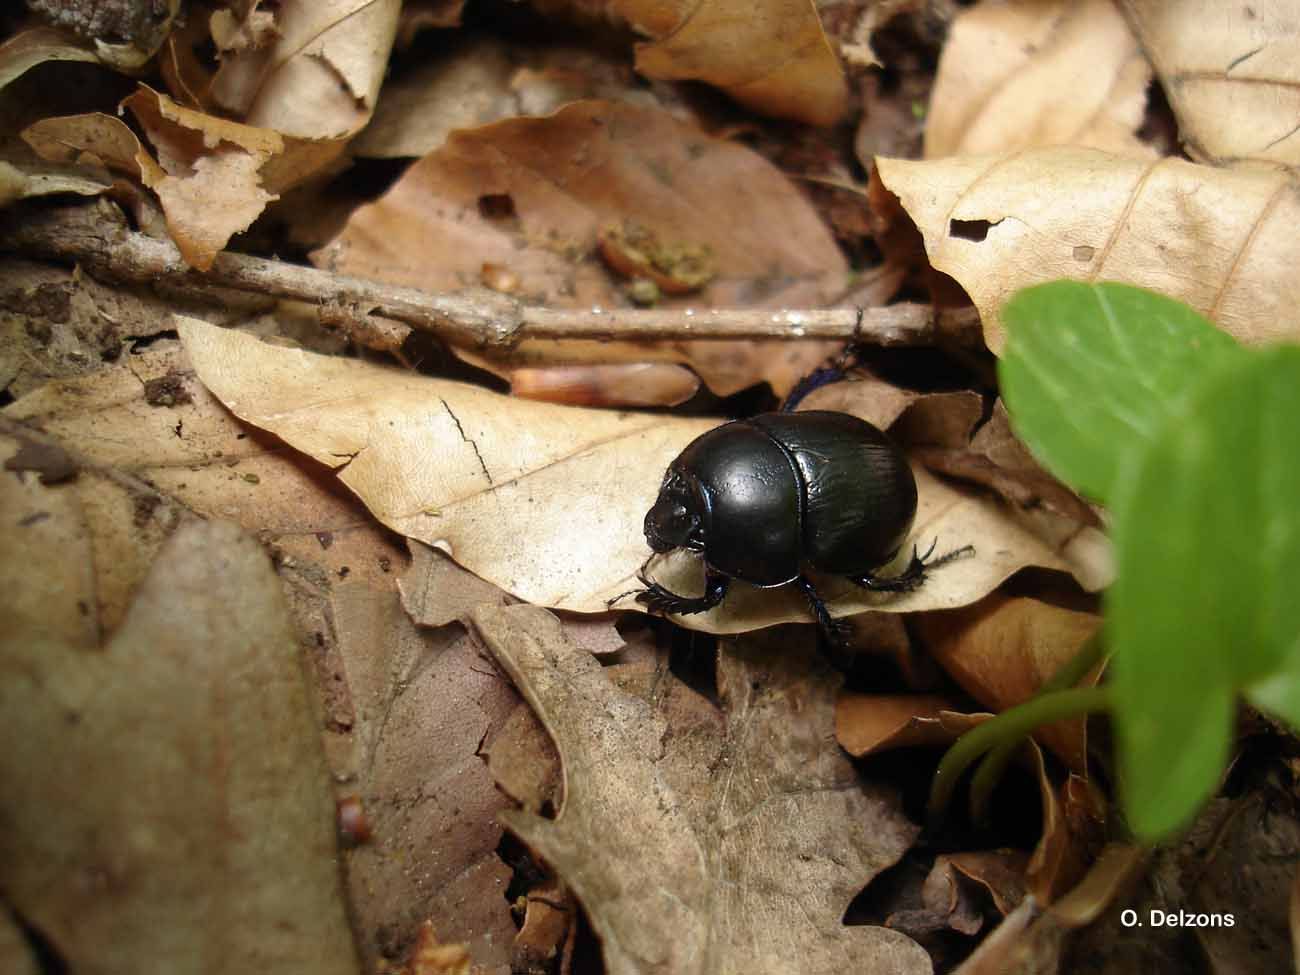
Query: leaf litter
[[474, 603, 932, 974]]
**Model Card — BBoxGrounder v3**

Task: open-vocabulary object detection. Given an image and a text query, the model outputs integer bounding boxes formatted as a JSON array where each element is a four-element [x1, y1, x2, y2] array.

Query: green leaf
[[1108, 346, 1300, 841], [999, 281, 1242, 503]]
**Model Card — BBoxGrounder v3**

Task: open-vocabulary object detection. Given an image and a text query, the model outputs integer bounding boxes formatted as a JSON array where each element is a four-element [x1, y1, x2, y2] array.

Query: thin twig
[[0, 200, 981, 348]]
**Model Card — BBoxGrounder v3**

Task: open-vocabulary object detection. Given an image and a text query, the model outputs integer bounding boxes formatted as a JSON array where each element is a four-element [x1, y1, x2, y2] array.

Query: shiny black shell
[[645, 410, 917, 587]]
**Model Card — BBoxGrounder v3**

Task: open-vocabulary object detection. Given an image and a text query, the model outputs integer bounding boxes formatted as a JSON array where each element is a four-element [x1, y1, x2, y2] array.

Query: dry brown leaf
[[1122, 0, 1300, 167], [619, 0, 848, 127], [399, 538, 511, 629], [509, 362, 700, 408], [0, 27, 99, 91], [925, 0, 1153, 159], [874, 147, 1300, 353], [0, 157, 110, 205], [474, 605, 931, 975], [211, 0, 401, 140], [835, 693, 961, 755], [328, 582, 518, 971], [178, 318, 1076, 627], [355, 39, 657, 160], [914, 593, 1102, 772], [120, 85, 280, 269], [513, 882, 574, 975], [315, 99, 848, 398], [22, 111, 163, 183], [4, 337, 404, 593], [889, 851, 1028, 938], [0, 519, 358, 972]]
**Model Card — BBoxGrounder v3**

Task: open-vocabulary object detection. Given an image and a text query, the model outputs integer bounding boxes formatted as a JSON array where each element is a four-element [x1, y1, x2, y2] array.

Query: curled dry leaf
[[0, 27, 99, 91], [473, 605, 931, 975], [315, 99, 848, 398], [178, 318, 1075, 627], [211, 0, 401, 140], [22, 111, 162, 182], [913, 593, 1102, 773], [925, 0, 1153, 159], [328, 583, 518, 971], [0, 519, 358, 973], [1122, 0, 1300, 167], [889, 851, 1029, 938], [835, 693, 963, 755], [121, 85, 280, 270], [617, 0, 848, 127], [874, 147, 1300, 353]]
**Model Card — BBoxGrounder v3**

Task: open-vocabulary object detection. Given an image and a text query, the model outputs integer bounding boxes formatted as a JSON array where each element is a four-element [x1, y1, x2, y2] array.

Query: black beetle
[[631, 407, 969, 641]]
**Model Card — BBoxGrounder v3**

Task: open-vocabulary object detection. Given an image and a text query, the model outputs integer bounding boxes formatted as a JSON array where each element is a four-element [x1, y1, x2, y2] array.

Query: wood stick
[[0, 200, 980, 348]]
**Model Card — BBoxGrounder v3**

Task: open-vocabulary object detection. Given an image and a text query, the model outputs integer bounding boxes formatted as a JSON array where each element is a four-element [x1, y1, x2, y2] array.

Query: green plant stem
[[927, 685, 1111, 833], [968, 633, 1109, 824]]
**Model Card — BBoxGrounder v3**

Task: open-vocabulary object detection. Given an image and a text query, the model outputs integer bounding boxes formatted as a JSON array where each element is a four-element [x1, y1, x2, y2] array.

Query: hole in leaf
[[949, 219, 994, 242], [478, 193, 517, 221]]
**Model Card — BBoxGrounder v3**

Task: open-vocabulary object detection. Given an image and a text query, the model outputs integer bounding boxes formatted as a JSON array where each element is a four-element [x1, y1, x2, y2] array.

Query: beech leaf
[[473, 604, 931, 975], [178, 318, 1077, 624]]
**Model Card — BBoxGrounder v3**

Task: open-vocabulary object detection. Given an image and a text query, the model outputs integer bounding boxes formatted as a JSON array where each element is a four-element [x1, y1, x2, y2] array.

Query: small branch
[[0, 200, 980, 349]]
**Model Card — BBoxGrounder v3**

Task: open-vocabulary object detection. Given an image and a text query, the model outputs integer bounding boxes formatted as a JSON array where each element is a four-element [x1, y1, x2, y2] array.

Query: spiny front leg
[[635, 566, 730, 616]]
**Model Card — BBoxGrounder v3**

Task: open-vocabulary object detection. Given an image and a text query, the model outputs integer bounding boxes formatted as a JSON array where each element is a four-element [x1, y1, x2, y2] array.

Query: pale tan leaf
[[875, 147, 1300, 353], [926, 0, 1153, 159], [0, 519, 358, 973], [622, 0, 848, 127], [1122, 0, 1300, 166], [211, 0, 401, 140], [316, 99, 848, 398], [474, 605, 931, 975], [178, 318, 1076, 625]]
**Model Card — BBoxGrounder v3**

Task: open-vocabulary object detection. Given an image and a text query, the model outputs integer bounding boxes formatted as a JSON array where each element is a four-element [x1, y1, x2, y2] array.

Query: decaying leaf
[[211, 0, 401, 140], [120, 85, 281, 270], [315, 99, 848, 398], [925, 0, 1152, 159], [179, 318, 1077, 625], [1122, 0, 1300, 167], [4, 337, 404, 593], [887, 851, 1029, 938], [328, 583, 519, 971], [874, 147, 1300, 353], [617, 0, 848, 127], [0, 519, 358, 973], [474, 604, 931, 975]]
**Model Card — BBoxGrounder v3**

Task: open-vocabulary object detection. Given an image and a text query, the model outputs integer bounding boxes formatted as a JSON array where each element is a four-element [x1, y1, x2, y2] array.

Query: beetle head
[[644, 469, 705, 554]]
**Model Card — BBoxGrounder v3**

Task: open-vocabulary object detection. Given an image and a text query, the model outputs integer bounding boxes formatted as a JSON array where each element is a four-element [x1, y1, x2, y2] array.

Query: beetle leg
[[796, 575, 853, 647], [635, 567, 730, 616], [851, 542, 976, 593], [779, 308, 866, 412]]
